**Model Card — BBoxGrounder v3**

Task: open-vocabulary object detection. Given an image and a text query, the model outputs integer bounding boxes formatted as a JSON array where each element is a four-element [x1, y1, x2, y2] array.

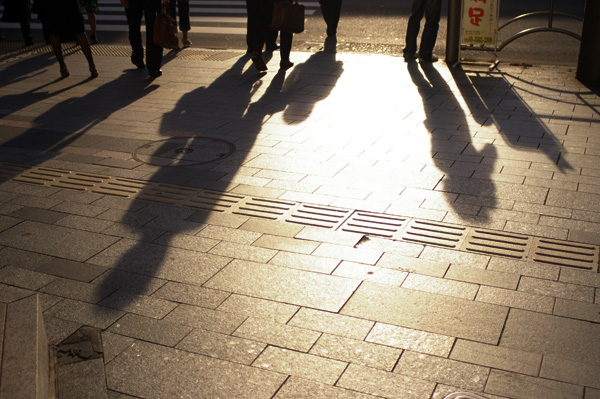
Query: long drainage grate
[[1, 162, 598, 272]]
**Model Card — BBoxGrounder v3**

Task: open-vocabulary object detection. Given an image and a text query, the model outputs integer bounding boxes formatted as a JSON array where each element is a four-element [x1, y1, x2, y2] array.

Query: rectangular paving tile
[[152, 281, 229, 309], [445, 264, 519, 290], [106, 341, 286, 399], [540, 354, 600, 390], [401, 274, 479, 300], [216, 294, 299, 324], [35, 258, 107, 283], [176, 328, 266, 365], [234, 317, 320, 352], [273, 376, 378, 399], [108, 313, 192, 347], [553, 298, 600, 323], [310, 334, 402, 371], [268, 251, 340, 273], [395, 350, 490, 392], [288, 307, 374, 341], [253, 346, 347, 385], [204, 259, 360, 312], [0, 221, 119, 262], [500, 309, 600, 366], [518, 276, 595, 303], [44, 298, 124, 329], [476, 285, 555, 314], [365, 322, 455, 358], [485, 370, 584, 399], [341, 282, 508, 344], [0, 265, 56, 290], [98, 291, 178, 319], [336, 364, 436, 399], [450, 339, 542, 376], [163, 304, 246, 334]]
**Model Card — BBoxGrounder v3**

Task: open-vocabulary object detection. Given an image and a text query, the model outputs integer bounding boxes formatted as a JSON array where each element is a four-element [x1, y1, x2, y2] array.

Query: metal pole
[[445, 0, 462, 65], [577, 0, 600, 83]]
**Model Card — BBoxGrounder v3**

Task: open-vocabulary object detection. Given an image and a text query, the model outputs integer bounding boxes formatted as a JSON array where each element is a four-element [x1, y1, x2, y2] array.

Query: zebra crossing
[[0, 0, 320, 35]]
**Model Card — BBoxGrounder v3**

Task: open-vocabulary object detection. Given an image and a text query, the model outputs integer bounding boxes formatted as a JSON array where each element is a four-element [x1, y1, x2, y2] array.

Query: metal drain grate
[[340, 211, 408, 238], [462, 229, 531, 259], [402, 219, 468, 248], [286, 204, 351, 229], [232, 197, 296, 220], [531, 237, 599, 270]]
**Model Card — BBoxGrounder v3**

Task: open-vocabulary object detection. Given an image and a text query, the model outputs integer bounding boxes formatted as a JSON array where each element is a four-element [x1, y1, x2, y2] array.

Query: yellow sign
[[461, 0, 499, 47]]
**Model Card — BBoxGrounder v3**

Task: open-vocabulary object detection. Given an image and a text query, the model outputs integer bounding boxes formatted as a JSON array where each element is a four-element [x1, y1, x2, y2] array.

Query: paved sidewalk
[[0, 43, 600, 399]]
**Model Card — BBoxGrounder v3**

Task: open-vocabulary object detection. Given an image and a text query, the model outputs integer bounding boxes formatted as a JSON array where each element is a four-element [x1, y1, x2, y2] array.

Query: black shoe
[[90, 34, 98, 44], [133, 60, 145, 69], [250, 52, 268, 71], [265, 43, 279, 52], [403, 52, 417, 62], [418, 55, 439, 63], [148, 69, 163, 78]]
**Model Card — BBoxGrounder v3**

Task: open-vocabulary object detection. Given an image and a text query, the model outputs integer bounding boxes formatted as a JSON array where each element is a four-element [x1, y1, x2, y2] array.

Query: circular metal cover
[[132, 137, 236, 166], [443, 393, 487, 399]]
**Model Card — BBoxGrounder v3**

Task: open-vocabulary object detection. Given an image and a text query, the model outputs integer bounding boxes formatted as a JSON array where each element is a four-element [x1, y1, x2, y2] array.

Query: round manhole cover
[[132, 137, 236, 166]]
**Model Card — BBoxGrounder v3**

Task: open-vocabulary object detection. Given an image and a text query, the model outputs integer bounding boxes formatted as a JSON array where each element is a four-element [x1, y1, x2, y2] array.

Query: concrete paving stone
[[450, 338, 542, 376], [445, 264, 519, 290], [518, 276, 595, 303], [505, 219, 569, 239], [152, 281, 229, 309], [99, 223, 166, 243], [568, 229, 600, 245], [268, 250, 341, 273], [540, 215, 600, 235], [0, 282, 35, 303], [204, 259, 360, 312], [56, 214, 115, 233], [253, 169, 306, 182], [401, 273, 479, 300], [209, 240, 278, 263], [333, 261, 409, 286], [288, 307, 374, 341], [274, 376, 378, 399], [95, 208, 156, 227], [99, 291, 178, 319], [541, 354, 600, 390], [484, 370, 584, 399], [234, 316, 321, 352], [572, 209, 600, 223], [90, 196, 145, 212], [101, 331, 135, 364], [396, 350, 490, 392], [376, 253, 448, 277], [176, 328, 266, 365], [587, 388, 600, 399], [336, 363, 436, 399], [511, 201, 572, 218], [153, 232, 218, 252], [420, 246, 491, 269], [356, 237, 425, 258], [106, 340, 286, 399], [500, 166, 554, 179], [239, 218, 304, 238], [343, 281, 507, 344], [0, 246, 53, 270], [197, 224, 261, 244], [279, 190, 338, 206], [266, 178, 323, 194], [10, 194, 67, 210], [216, 294, 298, 324], [244, 154, 346, 178], [295, 227, 364, 247], [8, 205, 67, 224], [479, 207, 541, 224], [312, 242, 383, 265], [108, 312, 192, 347], [142, 216, 207, 235], [50, 201, 109, 218], [254, 345, 346, 385], [44, 298, 124, 329], [136, 203, 197, 219], [2, 182, 60, 197], [0, 220, 120, 262], [57, 358, 108, 399], [0, 202, 22, 216], [476, 285, 554, 313], [163, 303, 246, 334], [186, 210, 249, 228], [432, 384, 508, 399], [253, 234, 320, 254], [89, 239, 231, 285], [553, 298, 600, 323], [310, 333, 402, 371], [40, 278, 106, 303], [500, 309, 600, 366], [559, 268, 600, 288], [546, 188, 600, 213], [487, 257, 560, 280], [91, 269, 166, 296], [366, 322, 455, 358], [0, 264, 56, 290], [44, 314, 81, 345]]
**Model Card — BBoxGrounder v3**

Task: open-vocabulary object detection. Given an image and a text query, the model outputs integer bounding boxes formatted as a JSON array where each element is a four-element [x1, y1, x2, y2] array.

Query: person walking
[[245, 0, 279, 53], [247, 0, 293, 71], [403, 0, 442, 62], [319, 0, 341, 38], [79, 0, 99, 44], [167, 0, 191, 46], [1, 0, 34, 46], [121, 0, 167, 77], [33, 0, 97, 78]]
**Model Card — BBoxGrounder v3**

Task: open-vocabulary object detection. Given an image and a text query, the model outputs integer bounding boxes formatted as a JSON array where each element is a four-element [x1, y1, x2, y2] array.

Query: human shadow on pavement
[[408, 61, 497, 224], [94, 48, 344, 306]]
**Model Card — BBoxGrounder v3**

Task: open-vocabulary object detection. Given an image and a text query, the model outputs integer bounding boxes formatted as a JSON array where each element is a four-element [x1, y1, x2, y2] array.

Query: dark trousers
[[404, 0, 442, 58], [167, 0, 190, 31], [319, 0, 342, 37], [125, 0, 163, 70], [247, 0, 292, 58]]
